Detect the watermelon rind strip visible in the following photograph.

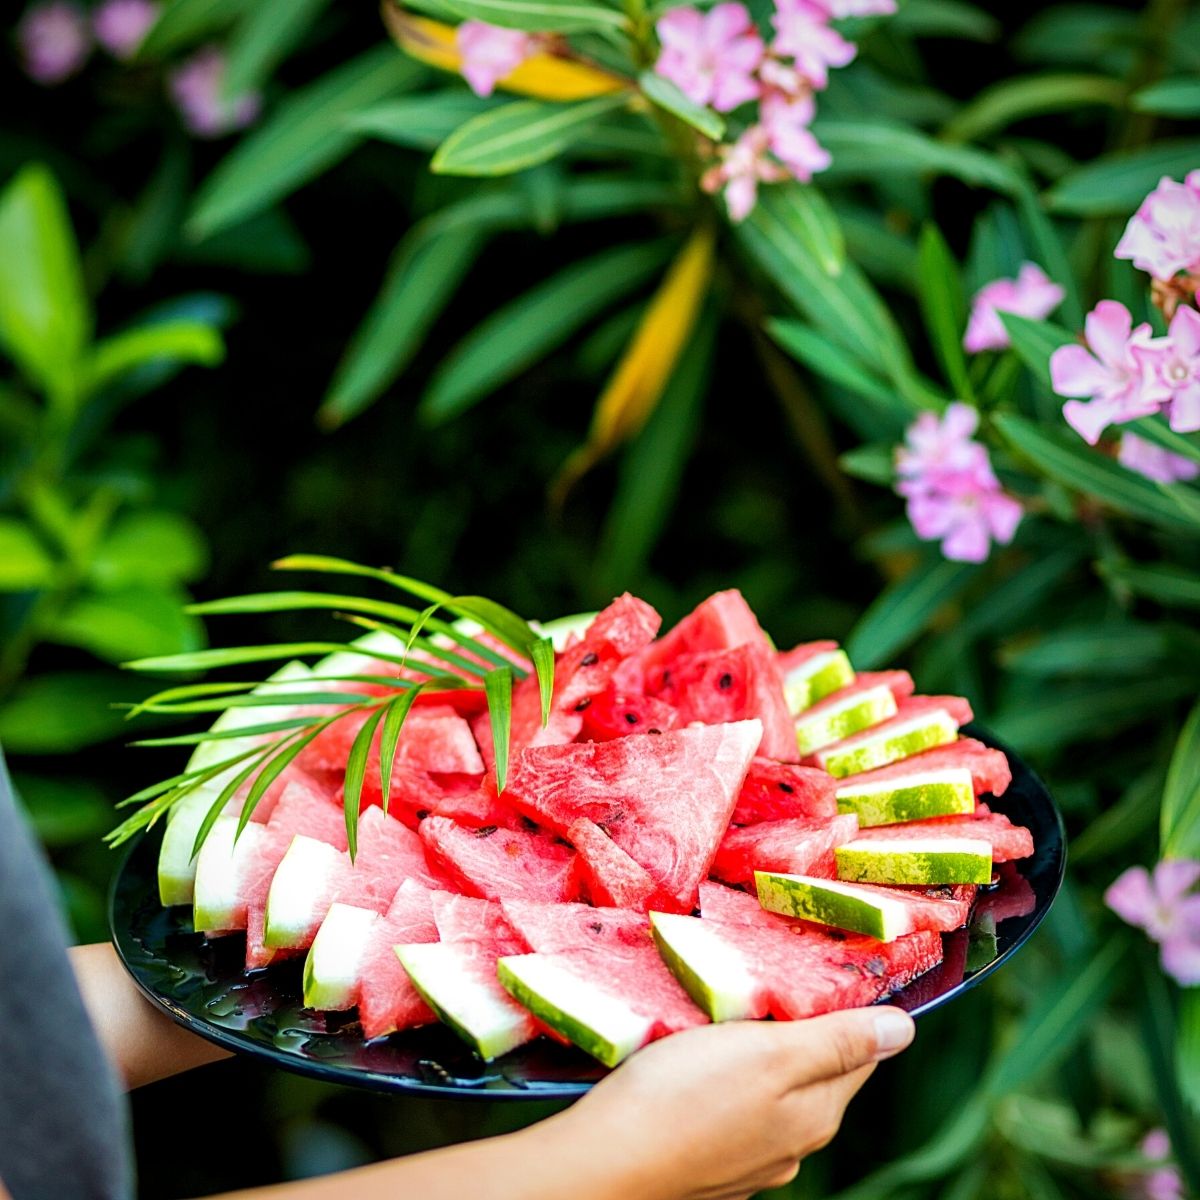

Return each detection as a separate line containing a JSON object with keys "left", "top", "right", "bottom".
{"left": 834, "top": 838, "right": 994, "bottom": 885}
{"left": 755, "top": 871, "right": 908, "bottom": 941}
{"left": 784, "top": 650, "right": 855, "bottom": 715}
{"left": 649, "top": 913, "right": 761, "bottom": 1023}
{"left": 835, "top": 768, "right": 975, "bottom": 826}
{"left": 794, "top": 685, "right": 897, "bottom": 755}
{"left": 818, "top": 710, "right": 959, "bottom": 778}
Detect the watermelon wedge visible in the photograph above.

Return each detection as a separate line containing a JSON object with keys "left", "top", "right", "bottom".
{"left": 357, "top": 882, "right": 440, "bottom": 1038}
{"left": 792, "top": 672, "right": 914, "bottom": 756}
{"left": 777, "top": 641, "right": 856, "bottom": 714}
{"left": 302, "top": 902, "right": 381, "bottom": 1012}
{"left": 565, "top": 818, "right": 678, "bottom": 912}
{"left": 639, "top": 589, "right": 773, "bottom": 686}
{"left": 836, "top": 737, "right": 1011, "bottom": 800}
{"left": 711, "top": 813, "right": 859, "bottom": 885}
{"left": 834, "top": 837, "right": 994, "bottom": 886}
{"left": 504, "top": 720, "right": 762, "bottom": 909}
{"left": 835, "top": 767, "right": 976, "bottom": 827}
{"left": 578, "top": 690, "right": 679, "bottom": 742}
{"left": 814, "top": 696, "right": 972, "bottom": 777}
{"left": 418, "top": 816, "right": 577, "bottom": 902}
{"left": 850, "top": 807, "right": 1034, "bottom": 862}
{"left": 499, "top": 898, "right": 650, "bottom": 952}
{"left": 730, "top": 758, "right": 838, "bottom": 825}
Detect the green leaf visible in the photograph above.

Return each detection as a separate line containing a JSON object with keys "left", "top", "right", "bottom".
{"left": 378, "top": 685, "right": 425, "bottom": 818}
{"left": 188, "top": 48, "right": 427, "bottom": 239}
{"left": 772, "top": 182, "right": 846, "bottom": 278}
{"left": 994, "top": 412, "right": 1200, "bottom": 533}
{"left": 917, "top": 224, "right": 972, "bottom": 401}
{"left": 838, "top": 443, "right": 895, "bottom": 486}
{"left": 846, "top": 558, "right": 978, "bottom": 669}
{"left": 530, "top": 637, "right": 555, "bottom": 727}
{"left": 766, "top": 319, "right": 901, "bottom": 416}
{"left": 1071, "top": 768, "right": 1163, "bottom": 864}
{"left": 999, "top": 620, "right": 1171, "bottom": 678}
{"left": 485, "top": 666, "right": 513, "bottom": 792}
{"left": 343, "top": 707, "right": 383, "bottom": 859}
{"left": 420, "top": 239, "right": 671, "bottom": 423}
{"left": 942, "top": 74, "right": 1126, "bottom": 143}
{"left": 348, "top": 92, "right": 502, "bottom": 150}
{"left": 193, "top": 750, "right": 272, "bottom": 856}
{"left": 1099, "top": 560, "right": 1200, "bottom": 609}
{"left": 223, "top": 0, "right": 332, "bottom": 97}
{"left": 1046, "top": 140, "right": 1200, "bottom": 216}
{"left": 999, "top": 313, "right": 1075, "bottom": 388}
{"left": 1132, "top": 76, "right": 1200, "bottom": 116}
{"left": 123, "top": 641, "right": 416, "bottom": 673}
{"left": 14, "top": 774, "right": 114, "bottom": 847}
{"left": 0, "top": 518, "right": 56, "bottom": 591}
{"left": 138, "top": 0, "right": 249, "bottom": 57}
{"left": 440, "top": 0, "right": 627, "bottom": 32}
{"left": 131, "top": 717, "right": 320, "bottom": 747}
{"left": 1178, "top": 989, "right": 1200, "bottom": 1115}
{"left": 888, "top": 0, "right": 998, "bottom": 41}
{"left": 0, "top": 164, "right": 90, "bottom": 408}
{"left": 1161, "top": 696, "right": 1200, "bottom": 860}
{"left": 89, "top": 510, "right": 209, "bottom": 590}
{"left": 44, "top": 586, "right": 206, "bottom": 664}
{"left": 432, "top": 94, "right": 629, "bottom": 176}
{"left": 637, "top": 70, "right": 724, "bottom": 140}
{"left": 0, "top": 672, "right": 150, "bottom": 754}
{"left": 85, "top": 320, "right": 224, "bottom": 395}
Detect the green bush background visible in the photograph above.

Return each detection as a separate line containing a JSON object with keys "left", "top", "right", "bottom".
{"left": 2, "top": 0, "right": 1199, "bottom": 1195}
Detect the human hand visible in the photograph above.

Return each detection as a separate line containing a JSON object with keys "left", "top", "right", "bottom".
{"left": 542, "top": 1007, "right": 915, "bottom": 1200}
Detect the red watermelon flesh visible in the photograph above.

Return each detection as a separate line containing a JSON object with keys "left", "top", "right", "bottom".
{"left": 639, "top": 590, "right": 771, "bottom": 684}
{"left": 809, "top": 695, "right": 975, "bottom": 769}
{"left": 731, "top": 758, "right": 838, "bottom": 825}
{"left": 500, "top": 899, "right": 649, "bottom": 953}
{"left": 430, "top": 892, "right": 525, "bottom": 950}
{"left": 428, "top": 776, "right": 526, "bottom": 830}
{"left": 229, "top": 763, "right": 323, "bottom": 826}
{"left": 776, "top": 640, "right": 839, "bottom": 674}
{"left": 698, "top": 880, "right": 769, "bottom": 925}
{"left": 579, "top": 690, "right": 679, "bottom": 742}
{"left": 358, "top": 882, "right": 440, "bottom": 1039}
{"left": 504, "top": 720, "right": 762, "bottom": 909}
{"left": 836, "top": 737, "right": 1011, "bottom": 798}
{"left": 851, "top": 808, "right": 1033, "bottom": 862}
{"left": 711, "top": 813, "right": 859, "bottom": 885}
{"left": 566, "top": 818, "right": 680, "bottom": 913}
{"left": 419, "top": 817, "right": 577, "bottom": 903}
{"left": 647, "top": 643, "right": 798, "bottom": 763}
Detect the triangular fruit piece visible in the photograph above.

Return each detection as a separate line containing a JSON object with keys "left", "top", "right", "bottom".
{"left": 834, "top": 837, "right": 994, "bottom": 886}
{"left": 850, "top": 809, "right": 1033, "bottom": 862}
{"left": 711, "top": 814, "right": 859, "bottom": 885}
{"left": 777, "top": 641, "right": 855, "bottom": 714}
{"left": 431, "top": 892, "right": 524, "bottom": 948}
{"left": 357, "top": 882, "right": 441, "bottom": 1038}
{"left": 792, "top": 672, "right": 913, "bottom": 756}
{"left": 418, "top": 816, "right": 577, "bottom": 902}
{"left": 579, "top": 690, "right": 679, "bottom": 742}
{"left": 566, "top": 818, "right": 680, "bottom": 913}
{"left": 813, "top": 696, "right": 972, "bottom": 778}
{"left": 835, "top": 737, "right": 1010, "bottom": 800}
{"left": 638, "top": 589, "right": 772, "bottom": 687}
{"left": 355, "top": 765, "right": 486, "bottom": 829}
{"left": 731, "top": 758, "right": 838, "bottom": 825}
{"left": 499, "top": 899, "right": 649, "bottom": 953}
{"left": 427, "top": 776, "right": 525, "bottom": 830}
{"left": 505, "top": 720, "right": 762, "bottom": 909}
{"left": 647, "top": 643, "right": 798, "bottom": 763}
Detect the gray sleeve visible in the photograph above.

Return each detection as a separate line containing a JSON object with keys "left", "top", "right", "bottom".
{"left": 0, "top": 746, "right": 134, "bottom": 1200}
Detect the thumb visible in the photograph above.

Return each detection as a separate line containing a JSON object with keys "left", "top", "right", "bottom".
{"left": 778, "top": 1006, "right": 915, "bottom": 1088}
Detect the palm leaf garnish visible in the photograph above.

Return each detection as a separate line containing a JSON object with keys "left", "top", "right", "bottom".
{"left": 106, "top": 558, "right": 555, "bottom": 862}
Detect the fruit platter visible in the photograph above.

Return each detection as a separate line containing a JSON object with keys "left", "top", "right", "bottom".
{"left": 110, "top": 585, "right": 1065, "bottom": 1098}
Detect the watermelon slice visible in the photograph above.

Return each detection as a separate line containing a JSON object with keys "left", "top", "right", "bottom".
{"left": 504, "top": 721, "right": 762, "bottom": 909}
{"left": 837, "top": 737, "right": 1011, "bottom": 799}
{"left": 499, "top": 898, "right": 650, "bottom": 952}
{"left": 430, "top": 892, "right": 522, "bottom": 945}
{"left": 777, "top": 641, "right": 856, "bottom": 714}
{"left": 639, "top": 589, "right": 773, "bottom": 686}
{"left": 711, "top": 813, "right": 859, "bottom": 885}
{"left": 850, "top": 807, "right": 1033, "bottom": 861}
{"left": 302, "top": 902, "right": 381, "bottom": 1012}
{"left": 793, "top": 672, "right": 914, "bottom": 756}
{"left": 426, "top": 776, "right": 525, "bottom": 830}
{"left": 647, "top": 643, "right": 798, "bottom": 764}
{"left": 730, "top": 758, "right": 838, "bottom": 825}
{"left": 834, "top": 837, "right": 994, "bottom": 886}
{"left": 835, "top": 767, "right": 976, "bottom": 827}
{"left": 418, "top": 816, "right": 577, "bottom": 902}
{"left": 814, "top": 696, "right": 972, "bottom": 778}
{"left": 565, "top": 818, "right": 678, "bottom": 913}
{"left": 578, "top": 689, "right": 679, "bottom": 742}
{"left": 357, "top": 882, "right": 441, "bottom": 1038}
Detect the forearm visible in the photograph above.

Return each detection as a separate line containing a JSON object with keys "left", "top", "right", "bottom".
{"left": 69, "top": 942, "right": 231, "bottom": 1089}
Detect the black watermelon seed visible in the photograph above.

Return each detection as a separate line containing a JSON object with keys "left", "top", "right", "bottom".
{"left": 779, "top": 782, "right": 795, "bottom": 794}
{"left": 474, "top": 825, "right": 498, "bottom": 837}
{"left": 718, "top": 673, "right": 734, "bottom": 690}
{"left": 581, "top": 651, "right": 599, "bottom": 666}
{"left": 624, "top": 711, "right": 639, "bottom": 724}
{"left": 574, "top": 698, "right": 592, "bottom": 712}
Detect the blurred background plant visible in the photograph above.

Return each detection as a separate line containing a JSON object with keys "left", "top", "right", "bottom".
{"left": 3, "top": 0, "right": 1200, "bottom": 1195}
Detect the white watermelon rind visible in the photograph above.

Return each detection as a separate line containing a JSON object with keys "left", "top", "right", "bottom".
{"left": 302, "top": 903, "right": 380, "bottom": 1011}
{"left": 648, "top": 912, "right": 761, "bottom": 1023}
{"left": 191, "top": 818, "right": 266, "bottom": 933}
{"left": 783, "top": 650, "right": 855, "bottom": 715}
{"left": 263, "top": 835, "right": 344, "bottom": 949}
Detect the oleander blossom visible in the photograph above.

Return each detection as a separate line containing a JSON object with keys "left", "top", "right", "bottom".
{"left": 93, "top": 0, "right": 158, "bottom": 59}
{"left": 1115, "top": 172, "right": 1200, "bottom": 282}
{"left": 16, "top": 1, "right": 91, "bottom": 84}
{"left": 963, "top": 263, "right": 1065, "bottom": 354}
{"left": 1050, "top": 301, "right": 1166, "bottom": 444}
{"left": 759, "top": 91, "right": 830, "bottom": 180}
{"left": 816, "top": 0, "right": 896, "bottom": 14}
{"left": 654, "top": 4, "right": 764, "bottom": 112}
{"left": 1125, "top": 1131, "right": 1186, "bottom": 1200}
{"left": 455, "top": 22, "right": 537, "bottom": 98}
{"left": 770, "top": 0, "right": 855, "bottom": 89}
{"left": 1136, "top": 304, "right": 1200, "bottom": 433}
{"left": 169, "top": 47, "right": 260, "bottom": 138}
{"left": 700, "top": 126, "right": 787, "bottom": 222}
{"left": 895, "top": 403, "right": 1022, "bottom": 563}
{"left": 1118, "top": 434, "right": 1200, "bottom": 484}
{"left": 1105, "top": 860, "right": 1200, "bottom": 986}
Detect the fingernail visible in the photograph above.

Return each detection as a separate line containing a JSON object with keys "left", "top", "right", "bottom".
{"left": 873, "top": 1010, "right": 915, "bottom": 1059}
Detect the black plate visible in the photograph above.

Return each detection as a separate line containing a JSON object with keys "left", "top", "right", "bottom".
{"left": 109, "top": 725, "right": 1065, "bottom": 1100}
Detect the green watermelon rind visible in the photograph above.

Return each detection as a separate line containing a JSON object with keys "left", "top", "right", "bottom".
{"left": 755, "top": 871, "right": 909, "bottom": 941}
{"left": 496, "top": 955, "right": 653, "bottom": 1068}
{"left": 794, "top": 685, "right": 897, "bottom": 756}
{"left": 649, "top": 912, "right": 759, "bottom": 1023}
{"left": 784, "top": 650, "right": 856, "bottom": 715}
{"left": 834, "top": 837, "right": 994, "bottom": 886}
{"left": 818, "top": 709, "right": 959, "bottom": 778}
{"left": 835, "top": 768, "right": 975, "bottom": 827}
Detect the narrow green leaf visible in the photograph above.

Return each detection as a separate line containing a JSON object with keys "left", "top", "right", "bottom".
{"left": 888, "top": 0, "right": 998, "bottom": 41}
{"left": 189, "top": 48, "right": 426, "bottom": 239}
{"left": 637, "top": 70, "right": 724, "bottom": 139}
{"left": 942, "top": 74, "right": 1126, "bottom": 143}
{"left": 1099, "top": 560, "right": 1200, "bottom": 609}
{"left": 138, "top": 0, "right": 248, "bottom": 57}
{"left": 124, "top": 641, "right": 392, "bottom": 672}
{"left": 766, "top": 320, "right": 900, "bottom": 413}
{"left": 838, "top": 443, "right": 895, "bottom": 486}
{"left": 917, "top": 224, "right": 973, "bottom": 401}
{"left": 192, "top": 750, "right": 271, "bottom": 859}
{"left": 771, "top": 182, "right": 846, "bottom": 278}
{"left": 1132, "top": 77, "right": 1200, "bottom": 116}
{"left": 1178, "top": 989, "right": 1200, "bottom": 1115}
{"left": 485, "top": 666, "right": 513, "bottom": 792}
{"left": 0, "top": 518, "right": 56, "bottom": 591}
{"left": 130, "top": 717, "right": 320, "bottom": 747}
{"left": 446, "top": 596, "right": 541, "bottom": 657}
{"left": 348, "top": 92, "right": 501, "bottom": 149}
{"left": 420, "top": 239, "right": 670, "bottom": 423}
{"left": 130, "top": 690, "right": 375, "bottom": 715}
{"left": 999, "top": 621, "right": 1170, "bottom": 678}
{"left": 1046, "top": 140, "right": 1200, "bottom": 216}
{"left": 531, "top": 638, "right": 555, "bottom": 727}
{"left": 223, "top": 0, "right": 332, "bottom": 97}
{"left": 378, "top": 685, "right": 425, "bottom": 818}
{"left": 431, "top": 94, "right": 629, "bottom": 177}
{"left": 1162, "top": 696, "right": 1200, "bottom": 860}
{"left": 1071, "top": 768, "right": 1163, "bottom": 864}
{"left": 999, "top": 313, "right": 1075, "bottom": 388}
{"left": 440, "top": 0, "right": 627, "bottom": 32}
{"left": 343, "top": 707, "right": 383, "bottom": 859}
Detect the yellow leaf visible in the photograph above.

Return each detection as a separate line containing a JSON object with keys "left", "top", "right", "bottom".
{"left": 551, "top": 225, "right": 716, "bottom": 506}
{"left": 382, "top": 7, "right": 626, "bottom": 101}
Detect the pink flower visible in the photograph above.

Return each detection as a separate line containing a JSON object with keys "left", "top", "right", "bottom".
{"left": 168, "top": 46, "right": 261, "bottom": 138}
{"left": 759, "top": 91, "right": 830, "bottom": 180}
{"left": 1136, "top": 304, "right": 1200, "bottom": 434}
{"left": 963, "top": 262, "right": 1065, "bottom": 353}
{"left": 1130, "top": 1131, "right": 1186, "bottom": 1200}
{"left": 455, "top": 21, "right": 535, "bottom": 98}
{"left": 1118, "top": 433, "right": 1200, "bottom": 484}
{"left": 817, "top": 0, "right": 896, "bottom": 14}
{"left": 1106, "top": 860, "right": 1200, "bottom": 986}
{"left": 1050, "top": 301, "right": 1167, "bottom": 444}
{"left": 16, "top": 2, "right": 91, "bottom": 83}
{"left": 770, "top": 0, "right": 855, "bottom": 90}
{"left": 655, "top": 3, "right": 764, "bottom": 112}
{"left": 701, "top": 125, "right": 786, "bottom": 221}
{"left": 93, "top": 0, "right": 158, "bottom": 60}
{"left": 1115, "top": 173, "right": 1200, "bottom": 282}
{"left": 895, "top": 404, "right": 1022, "bottom": 563}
